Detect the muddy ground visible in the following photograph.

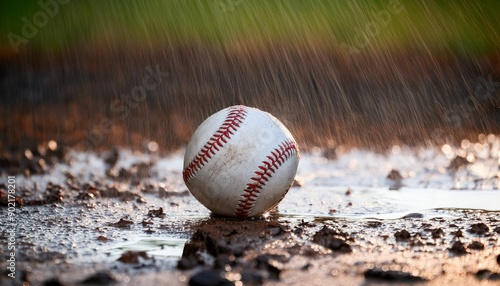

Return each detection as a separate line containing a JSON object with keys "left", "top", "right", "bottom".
{"left": 1, "top": 43, "right": 500, "bottom": 285}
{"left": 1, "top": 139, "right": 499, "bottom": 285}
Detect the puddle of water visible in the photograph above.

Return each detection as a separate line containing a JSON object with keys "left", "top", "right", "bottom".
{"left": 109, "top": 237, "right": 187, "bottom": 259}
{"left": 279, "top": 186, "right": 500, "bottom": 220}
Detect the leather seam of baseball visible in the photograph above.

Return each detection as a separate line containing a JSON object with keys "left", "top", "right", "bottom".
{"left": 234, "top": 139, "right": 298, "bottom": 218}
{"left": 182, "top": 105, "right": 248, "bottom": 182}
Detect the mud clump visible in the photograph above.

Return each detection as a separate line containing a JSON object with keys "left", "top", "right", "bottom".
{"left": 475, "top": 269, "right": 500, "bottom": 281}
{"left": 312, "top": 226, "right": 353, "bottom": 253}
{"left": 147, "top": 207, "right": 165, "bottom": 218}
{"left": 468, "top": 223, "right": 490, "bottom": 235}
{"left": 449, "top": 240, "right": 468, "bottom": 255}
{"left": 394, "top": 229, "right": 411, "bottom": 241}
{"left": 118, "top": 251, "right": 149, "bottom": 264}
{"left": 364, "top": 268, "right": 427, "bottom": 282}
{"left": 425, "top": 228, "right": 444, "bottom": 239}
{"left": 81, "top": 271, "right": 117, "bottom": 284}
{"left": 189, "top": 269, "right": 234, "bottom": 286}
{"left": 108, "top": 218, "right": 134, "bottom": 228}
{"left": 448, "top": 156, "right": 469, "bottom": 171}
{"left": 177, "top": 218, "right": 302, "bottom": 283}
{"left": 468, "top": 241, "right": 485, "bottom": 250}
{"left": 0, "top": 141, "right": 67, "bottom": 175}
{"left": 387, "top": 169, "right": 403, "bottom": 190}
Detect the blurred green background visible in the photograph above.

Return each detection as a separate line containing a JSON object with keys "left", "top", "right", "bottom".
{"left": 1, "top": 0, "right": 499, "bottom": 54}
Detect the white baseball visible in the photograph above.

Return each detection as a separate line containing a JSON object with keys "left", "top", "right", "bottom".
{"left": 183, "top": 105, "right": 300, "bottom": 218}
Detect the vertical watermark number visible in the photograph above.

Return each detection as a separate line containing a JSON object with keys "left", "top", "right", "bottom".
{"left": 6, "top": 176, "right": 17, "bottom": 279}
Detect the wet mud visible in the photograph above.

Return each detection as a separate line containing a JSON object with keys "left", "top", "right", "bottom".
{"left": 1, "top": 141, "right": 499, "bottom": 285}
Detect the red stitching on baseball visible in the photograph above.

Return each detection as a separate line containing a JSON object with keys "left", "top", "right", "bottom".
{"left": 234, "top": 139, "right": 298, "bottom": 218}
{"left": 183, "top": 106, "right": 248, "bottom": 182}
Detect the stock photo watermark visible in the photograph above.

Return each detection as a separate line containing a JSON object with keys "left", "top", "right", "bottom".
{"left": 7, "top": 0, "right": 71, "bottom": 52}
{"left": 340, "top": 0, "right": 405, "bottom": 59}
{"left": 431, "top": 75, "right": 500, "bottom": 143}
{"left": 215, "top": 0, "right": 245, "bottom": 23}
{"left": 80, "top": 65, "right": 168, "bottom": 150}
{"left": 5, "top": 176, "right": 17, "bottom": 279}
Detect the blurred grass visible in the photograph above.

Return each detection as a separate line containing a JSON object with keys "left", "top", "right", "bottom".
{"left": 1, "top": 0, "right": 499, "bottom": 54}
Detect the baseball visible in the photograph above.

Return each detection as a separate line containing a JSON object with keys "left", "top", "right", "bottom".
{"left": 183, "top": 105, "right": 300, "bottom": 218}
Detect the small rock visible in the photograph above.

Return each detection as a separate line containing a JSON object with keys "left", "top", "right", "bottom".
{"left": 301, "top": 262, "right": 312, "bottom": 271}
{"left": 117, "top": 251, "right": 149, "bottom": 264}
{"left": 147, "top": 207, "right": 165, "bottom": 218}
{"left": 255, "top": 255, "right": 282, "bottom": 281}
{"left": 387, "top": 169, "right": 403, "bottom": 190}
{"left": 189, "top": 269, "right": 234, "bottom": 286}
{"left": 364, "top": 268, "right": 426, "bottom": 282}
{"left": 449, "top": 240, "right": 467, "bottom": 255}
{"left": 475, "top": 269, "right": 500, "bottom": 280}
{"left": 81, "top": 271, "right": 116, "bottom": 284}
{"left": 426, "top": 228, "right": 444, "bottom": 238}
{"left": 468, "top": 241, "right": 485, "bottom": 250}
{"left": 402, "top": 213, "right": 424, "bottom": 219}
{"left": 108, "top": 218, "right": 134, "bottom": 228}
{"left": 97, "top": 235, "right": 110, "bottom": 241}
{"left": 291, "top": 179, "right": 302, "bottom": 187}
{"left": 468, "top": 223, "right": 489, "bottom": 235}
{"left": 394, "top": 230, "right": 411, "bottom": 241}
{"left": 103, "top": 148, "right": 119, "bottom": 168}
{"left": 313, "top": 226, "right": 352, "bottom": 253}
{"left": 451, "top": 229, "right": 463, "bottom": 237}
{"left": 448, "top": 156, "right": 469, "bottom": 171}
{"left": 366, "top": 221, "right": 382, "bottom": 228}
{"left": 241, "top": 270, "right": 264, "bottom": 285}
{"left": 387, "top": 169, "right": 403, "bottom": 180}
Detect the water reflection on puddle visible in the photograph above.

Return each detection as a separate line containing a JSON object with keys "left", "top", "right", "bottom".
{"left": 110, "top": 237, "right": 187, "bottom": 259}
{"left": 279, "top": 186, "right": 500, "bottom": 220}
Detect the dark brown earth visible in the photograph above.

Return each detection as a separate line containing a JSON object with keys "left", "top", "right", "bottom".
{"left": 1, "top": 44, "right": 499, "bottom": 152}
{"left": 1, "top": 146, "right": 499, "bottom": 286}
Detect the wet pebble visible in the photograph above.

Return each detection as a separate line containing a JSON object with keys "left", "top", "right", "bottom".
{"left": 189, "top": 269, "right": 234, "bottom": 286}
{"left": 364, "top": 268, "right": 426, "bottom": 282}
{"left": 468, "top": 223, "right": 489, "bottom": 235}
{"left": 255, "top": 255, "right": 281, "bottom": 281}
{"left": 475, "top": 269, "right": 500, "bottom": 281}
{"left": 394, "top": 229, "right": 411, "bottom": 241}
{"left": 241, "top": 270, "right": 264, "bottom": 285}
{"left": 108, "top": 218, "right": 134, "bottom": 228}
{"left": 448, "top": 156, "right": 469, "bottom": 171}
{"left": 118, "top": 251, "right": 149, "bottom": 264}
{"left": 449, "top": 240, "right": 467, "bottom": 255}
{"left": 425, "top": 228, "right": 444, "bottom": 238}
{"left": 468, "top": 241, "right": 485, "bottom": 250}
{"left": 81, "top": 271, "right": 116, "bottom": 284}
{"left": 387, "top": 169, "right": 403, "bottom": 190}
{"left": 451, "top": 229, "right": 463, "bottom": 237}
{"left": 147, "top": 207, "right": 165, "bottom": 218}
{"left": 97, "top": 235, "right": 111, "bottom": 241}
{"left": 402, "top": 213, "right": 424, "bottom": 219}
{"left": 312, "top": 226, "right": 352, "bottom": 253}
